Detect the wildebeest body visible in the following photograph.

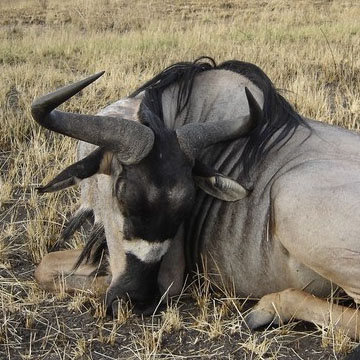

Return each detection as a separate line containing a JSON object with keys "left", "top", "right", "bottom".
{"left": 32, "top": 58, "right": 360, "bottom": 339}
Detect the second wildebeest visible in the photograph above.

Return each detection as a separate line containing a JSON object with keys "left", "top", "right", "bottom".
{"left": 33, "top": 58, "right": 360, "bottom": 339}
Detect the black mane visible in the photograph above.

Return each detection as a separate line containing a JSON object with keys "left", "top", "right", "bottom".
{"left": 217, "top": 60, "right": 309, "bottom": 176}
{"left": 131, "top": 56, "right": 216, "bottom": 121}
{"left": 130, "top": 57, "right": 309, "bottom": 177}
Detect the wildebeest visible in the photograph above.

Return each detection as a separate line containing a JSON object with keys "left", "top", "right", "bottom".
{"left": 32, "top": 57, "right": 360, "bottom": 340}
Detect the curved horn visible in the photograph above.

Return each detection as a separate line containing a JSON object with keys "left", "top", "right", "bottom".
{"left": 31, "top": 72, "right": 154, "bottom": 164}
{"left": 176, "top": 87, "right": 262, "bottom": 160}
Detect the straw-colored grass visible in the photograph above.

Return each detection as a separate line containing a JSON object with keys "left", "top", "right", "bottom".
{"left": 1, "top": 0, "right": 359, "bottom": 358}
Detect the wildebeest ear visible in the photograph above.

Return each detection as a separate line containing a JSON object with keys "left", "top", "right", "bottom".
{"left": 37, "top": 147, "right": 112, "bottom": 193}
{"left": 193, "top": 160, "right": 249, "bottom": 201}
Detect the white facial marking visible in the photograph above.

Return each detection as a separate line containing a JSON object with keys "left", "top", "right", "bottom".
{"left": 123, "top": 239, "right": 170, "bottom": 263}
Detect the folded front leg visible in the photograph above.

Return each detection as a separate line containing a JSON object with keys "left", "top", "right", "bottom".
{"left": 35, "top": 249, "right": 110, "bottom": 294}
{"left": 246, "top": 288, "right": 360, "bottom": 340}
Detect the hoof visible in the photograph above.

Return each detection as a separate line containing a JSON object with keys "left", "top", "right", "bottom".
{"left": 245, "top": 307, "right": 279, "bottom": 330}
{"left": 245, "top": 292, "right": 285, "bottom": 330}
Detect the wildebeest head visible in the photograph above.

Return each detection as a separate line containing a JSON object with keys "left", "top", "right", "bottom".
{"left": 31, "top": 71, "right": 262, "bottom": 315}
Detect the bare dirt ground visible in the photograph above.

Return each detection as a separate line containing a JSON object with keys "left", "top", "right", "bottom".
{"left": 1, "top": 0, "right": 359, "bottom": 359}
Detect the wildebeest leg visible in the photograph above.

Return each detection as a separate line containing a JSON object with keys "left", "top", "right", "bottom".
{"left": 266, "top": 163, "right": 360, "bottom": 339}
{"left": 35, "top": 249, "right": 110, "bottom": 294}
{"left": 246, "top": 288, "right": 360, "bottom": 339}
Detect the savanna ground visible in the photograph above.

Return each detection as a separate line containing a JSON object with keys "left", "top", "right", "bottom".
{"left": 0, "top": 0, "right": 360, "bottom": 358}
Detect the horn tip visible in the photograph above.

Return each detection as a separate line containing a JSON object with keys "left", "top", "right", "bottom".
{"left": 244, "top": 87, "right": 261, "bottom": 109}
{"left": 244, "top": 87, "right": 254, "bottom": 100}
{"left": 79, "top": 71, "right": 106, "bottom": 88}
{"left": 94, "top": 71, "right": 106, "bottom": 78}
{"left": 86, "top": 71, "right": 105, "bottom": 84}
{"left": 91, "top": 70, "right": 105, "bottom": 82}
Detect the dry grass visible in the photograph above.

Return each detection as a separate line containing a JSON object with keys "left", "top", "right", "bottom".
{"left": 1, "top": 0, "right": 360, "bottom": 358}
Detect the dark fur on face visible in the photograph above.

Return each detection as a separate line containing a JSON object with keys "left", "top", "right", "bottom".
{"left": 115, "top": 106, "right": 196, "bottom": 242}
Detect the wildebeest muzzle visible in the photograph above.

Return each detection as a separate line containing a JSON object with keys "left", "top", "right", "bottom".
{"left": 106, "top": 245, "right": 168, "bottom": 316}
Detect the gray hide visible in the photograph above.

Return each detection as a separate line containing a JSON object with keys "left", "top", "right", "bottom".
{"left": 163, "top": 70, "right": 360, "bottom": 301}
{"left": 77, "top": 69, "right": 360, "bottom": 305}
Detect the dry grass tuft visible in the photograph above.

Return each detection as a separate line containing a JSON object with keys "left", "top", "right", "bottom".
{"left": 1, "top": 0, "right": 360, "bottom": 358}
{"left": 161, "top": 305, "right": 183, "bottom": 333}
